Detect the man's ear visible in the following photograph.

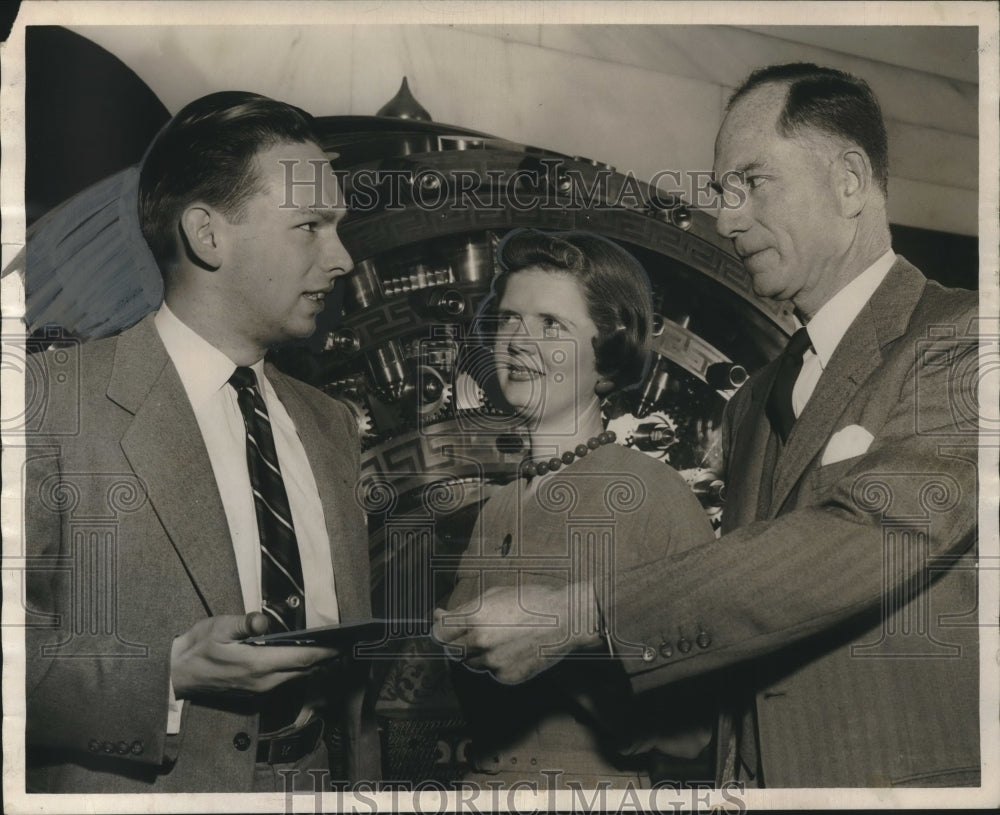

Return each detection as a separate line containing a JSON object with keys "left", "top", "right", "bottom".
{"left": 179, "top": 204, "right": 223, "bottom": 270}
{"left": 838, "top": 148, "right": 873, "bottom": 219}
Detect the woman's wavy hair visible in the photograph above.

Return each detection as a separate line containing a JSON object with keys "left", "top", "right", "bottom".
{"left": 483, "top": 228, "right": 653, "bottom": 391}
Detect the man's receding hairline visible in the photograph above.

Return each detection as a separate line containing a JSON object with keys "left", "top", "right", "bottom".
{"left": 726, "top": 80, "right": 858, "bottom": 159}
{"left": 722, "top": 80, "right": 785, "bottom": 131}
{"left": 727, "top": 77, "right": 789, "bottom": 112}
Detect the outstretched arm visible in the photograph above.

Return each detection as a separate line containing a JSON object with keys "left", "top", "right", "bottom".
{"left": 433, "top": 303, "right": 978, "bottom": 691}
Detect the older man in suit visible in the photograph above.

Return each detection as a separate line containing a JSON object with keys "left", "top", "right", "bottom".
{"left": 25, "top": 92, "right": 379, "bottom": 792}
{"left": 436, "top": 63, "right": 980, "bottom": 787}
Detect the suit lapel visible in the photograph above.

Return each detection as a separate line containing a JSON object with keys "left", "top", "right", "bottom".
{"left": 112, "top": 316, "right": 244, "bottom": 616}
{"left": 768, "top": 258, "right": 927, "bottom": 516}
{"left": 266, "top": 367, "right": 366, "bottom": 621}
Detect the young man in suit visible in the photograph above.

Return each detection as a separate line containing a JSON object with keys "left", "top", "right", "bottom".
{"left": 436, "top": 64, "right": 980, "bottom": 787}
{"left": 25, "top": 92, "right": 379, "bottom": 792}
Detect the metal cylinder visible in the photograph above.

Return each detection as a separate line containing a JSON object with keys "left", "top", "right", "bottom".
{"left": 633, "top": 422, "right": 675, "bottom": 451}
{"left": 323, "top": 329, "right": 360, "bottom": 355}
{"left": 424, "top": 288, "right": 466, "bottom": 319}
{"left": 347, "top": 258, "right": 383, "bottom": 310}
{"left": 636, "top": 354, "right": 670, "bottom": 418}
{"left": 366, "top": 340, "right": 408, "bottom": 401}
{"left": 448, "top": 236, "right": 493, "bottom": 284}
{"left": 692, "top": 477, "right": 727, "bottom": 506}
{"left": 705, "top": 361, "right": 749, "bottom": 390}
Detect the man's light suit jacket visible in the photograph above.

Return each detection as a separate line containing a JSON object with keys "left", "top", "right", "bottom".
{"left": 25, "top": 314, "right": 379, "bottom": 791}
{"left": 613, "top": 258, "right": 979, "bottom": 787}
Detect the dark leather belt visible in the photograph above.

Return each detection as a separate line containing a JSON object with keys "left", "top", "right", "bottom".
{"left": 256, "top": 717, "right": 324, "bottom": 765}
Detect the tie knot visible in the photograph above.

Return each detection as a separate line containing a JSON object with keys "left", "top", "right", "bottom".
{"left": 786, "top": 327, "right": 812, "bottom": 360}
{"left": 229, "top": 366, "right": 257, "bottom": 391}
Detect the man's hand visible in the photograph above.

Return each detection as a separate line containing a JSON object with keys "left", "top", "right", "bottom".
{"left": 170, "top": 612, "right": 341, "bottom": 699}
{"left": 432, "top": 583, "right": 602, "bottom": 685}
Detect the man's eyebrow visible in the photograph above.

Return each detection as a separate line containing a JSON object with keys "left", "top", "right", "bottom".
{"left": 708, "top": 159, "right": 765, "bottom": 195}
{"left": 709, "top": 159, "right": 766, "bottom": 194}
{"left": 292, "top": 206, "right": 343, "bottom": 222}
{"left": 734, "top": 159, "right": 765, "bottom": 176}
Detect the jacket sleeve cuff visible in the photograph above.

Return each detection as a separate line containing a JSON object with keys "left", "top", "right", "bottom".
{"left": 167, "top": 679, "right": 184, "bottom": 735}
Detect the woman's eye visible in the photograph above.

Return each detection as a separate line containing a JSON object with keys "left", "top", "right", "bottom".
{"left": 541, "top": 316, "right": 562, "bottom": 333}
{"left": 298, "top": 222, "right": 319, "bottom": 233}
{"left": 746, "top": 176, "right": 764, "bottom": 191}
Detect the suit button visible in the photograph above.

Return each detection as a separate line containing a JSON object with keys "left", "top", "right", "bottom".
{"left": 116, "top": 741, "right": 129, "bottom": 755}
{"left": 130, "top": 740, "right": 144, "bottom": 755}
{"left": 641, "top": 646, "right": 656, "bottom": 662}
{"left": 102, "top": 741, "right": 115, "bottom": 753}
{"left": 287, "top": 594, "right": 301, "bottom": 609}
{"left": 233, "top": 732, "right": 251, "bottom": 751}
{"left": 677, "top": 637, "right": 692, "bottom": 654}
{"left": 88, "top": 739, "right": 100, "bottom": 753}
{"left": 659, "top": 642, "right": 673, "bottom": 658}
{"left": 696, "top": 631, "right": 711, "bottom": 649}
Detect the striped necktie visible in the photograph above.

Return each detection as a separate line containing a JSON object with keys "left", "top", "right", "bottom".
{"left": 229, "top": 366, "right": 306, "bottom": 632}
{"left": 765, "top": 327, "right": 812, "bottom": 444}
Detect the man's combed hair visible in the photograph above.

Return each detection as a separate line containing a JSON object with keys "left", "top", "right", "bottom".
{"left": 490, "top": 228, "right": 653, "bottom": 391}
{"left": 729, "top": 62, "right": 889, "bottom": 196}
{"left": 138, "top": 91, "right": 320, "bottom": 268}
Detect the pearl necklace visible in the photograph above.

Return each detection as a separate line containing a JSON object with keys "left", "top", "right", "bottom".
{"left": 518, "top": 430, "right": 617, "bottom": 479}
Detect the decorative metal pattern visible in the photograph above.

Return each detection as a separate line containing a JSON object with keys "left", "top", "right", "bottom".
{"left": 269, "top": 93, "right": 796, "bottom": 778}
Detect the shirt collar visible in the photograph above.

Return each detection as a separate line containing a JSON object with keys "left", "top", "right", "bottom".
{"left": 802, "top": 249, "right": 896, "bottom": 368}
{"left": 154, "top": 303, "right": 266, "bottom": 408}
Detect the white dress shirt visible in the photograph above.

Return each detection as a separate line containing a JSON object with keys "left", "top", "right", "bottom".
{"left": 155, "top": 304, "right": 339, "bottom": 730}
{"left": 792, "top": 250, "right": 896, "bottom": 416}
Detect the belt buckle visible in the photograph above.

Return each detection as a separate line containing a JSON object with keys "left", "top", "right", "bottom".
{"left": 257, "top": 718, "right": 323, "bottom": 765}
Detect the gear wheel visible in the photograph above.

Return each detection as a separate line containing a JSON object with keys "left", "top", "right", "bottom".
{"left": 605, "top": 413, "right": 643, "bottom": 447}
{"left": 413, "top": 365, "right": 456, "bottom": 426}
{"left": 419, "top": 382, "right": 454, "bottom": 424}
{"left": 473, "top": 388, "right": 510, "bottom": 417}
{"left": 453, "top": 370, "right": 486, "bottom": 412}
{"left": 341, "top": 396, "right": 374, "bottom": 442}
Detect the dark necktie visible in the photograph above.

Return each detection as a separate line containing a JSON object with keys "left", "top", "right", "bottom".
{"left": 765, "top": 327, "right": 812, "bottom": 444}
{"left": 229, "top": 366, "right": 306, "bottom": 632}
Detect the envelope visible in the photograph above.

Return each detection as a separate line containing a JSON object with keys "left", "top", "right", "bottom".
{"left": 821, "top": 424, "right": 874, "bottom": 466}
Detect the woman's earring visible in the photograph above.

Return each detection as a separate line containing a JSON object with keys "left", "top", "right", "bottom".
{"left": 594, "top": 378, "right": 616, "bottom": 397}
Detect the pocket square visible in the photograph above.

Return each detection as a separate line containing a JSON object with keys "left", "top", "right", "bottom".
{"left": 821, "top": 424, "right": 874, "bottom": 466}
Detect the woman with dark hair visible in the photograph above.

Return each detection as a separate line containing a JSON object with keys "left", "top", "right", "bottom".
{"left": 443, "top": 229, "right": 715, "bottom": 788}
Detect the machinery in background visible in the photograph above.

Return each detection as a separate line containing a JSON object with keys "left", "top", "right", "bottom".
{"left": 267, "top": 81, "right": 796, "bottom": 781}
